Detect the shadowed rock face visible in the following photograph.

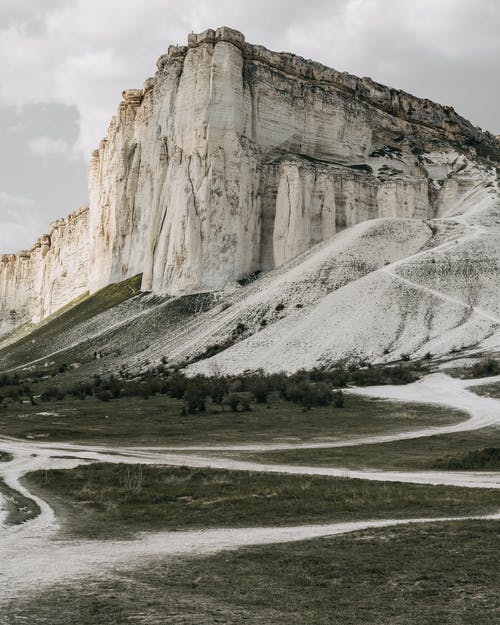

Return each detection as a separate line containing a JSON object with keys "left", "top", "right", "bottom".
{"left": 1, "top": 26, "right": 500, "bottom": 337}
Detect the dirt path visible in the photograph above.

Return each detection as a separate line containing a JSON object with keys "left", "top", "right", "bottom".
{"left": 4, "top": 513, "right": 500, "bottom": 604}
{"left": 1, "top": 370, "right": 500, "bottom": 602}
{"left": 381, "top": 213, "right": 500, "bottom": 328}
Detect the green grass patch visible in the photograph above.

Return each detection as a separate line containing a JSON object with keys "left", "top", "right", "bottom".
{"left": 0, "top": 274, "right": 142, "bottom": 369}
{"left": 0, "top": 478, "right": 40, "bottom": 525}
{"left": 0, "top": 395, "right": 465, "bottom": 446}
{"left": 471, "top": 381, "right": 500, "bottom": 399}
{"left": 432, "top": 448, "right": 500, "bottom": 470}
{"left": 25, "top": 463, "right": 500, "bottom": 539}
{"left": 6, "top": 520, "right": 500, "bottom": 624}
{"left": 246, "top": 426, "right": 500, "bottom": 471}
{"left": 443, "top": 356, "right": 500, "bottom": 380}
{"left": 468, "top": 357, "right": 500, "bottom": 378}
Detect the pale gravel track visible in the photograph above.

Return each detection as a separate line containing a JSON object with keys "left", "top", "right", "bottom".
{"left": 381, "top": 212, "right": 500, "bottom": 329}
{"left": 3, "top": 173, "right": 500, "bottom": 606}
{"left": 2, "top": 371, "right": 500, "bottom": 601}
{"left": 4, "top": 514, "right": 500, "bottom": 605}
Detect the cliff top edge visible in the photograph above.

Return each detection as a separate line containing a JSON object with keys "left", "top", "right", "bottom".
{"left": 141, "top": 26, "right": 500, "bottom": 153}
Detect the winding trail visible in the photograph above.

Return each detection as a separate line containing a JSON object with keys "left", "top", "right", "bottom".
{"left": 3, "top": 200, "right": 500, "bottom": 604}
{"left": 1, "top": 371, "right": 500, "bottom": 602}
{"left": 381, "top": 211, "right": 500, "bottom": 329}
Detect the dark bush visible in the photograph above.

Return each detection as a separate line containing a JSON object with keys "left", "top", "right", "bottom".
{"left": 183, "top": 382, "right": 208, "bottom": 413}
{"left": 227, "top": 393, "right": 241, "bottom": 412}
{"left": 248, "top": 379, "right": 270, "bottom": 403}
{"left": 470, "top": 358, "right": 500, "bottom": 378}
{"left": 285, "top": 381, "right": 333, "bottom": 409}
{"left": 334, "top": 390, "right": 344, "bottom": 408}
{"left": 41, "top": 386, "right": 65, "bottom": 401}
{"left": 433, "top": 448, "right": 500, "bottom": 470}
{"left": 96, "top": 389, "right": 113, "bottom": 402}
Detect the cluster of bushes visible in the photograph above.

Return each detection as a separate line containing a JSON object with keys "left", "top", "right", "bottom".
{"left": 348, "top": 363, "right": 420, "bottom": 385}
{"left": 0, "top": 368, "right": 69, "bottom": 406}
{"left": 26, "top": 369, "right": 348, "bottom": 414}
{"left": 178, "top": 374, "right": 345, "bottom": 413}
{"left": 0, "top": 373, "right": 33, "bottom": 404}
{"left": 40, "top": 386, "right": 66, "bottom": 401}
{"left": 0, "top": 373, "right": 22, "bottom": 388}
{"left": 469, "top": 357, "right": 500, "bottom": 379}
{"left": 0, "top": 387, "right": 33, "bottom": 404}
{"left": 51, "top": 362, "right": 416, "bottom": 413}
{"left": 0, "top": 357, "right": 424, "bottom": 412}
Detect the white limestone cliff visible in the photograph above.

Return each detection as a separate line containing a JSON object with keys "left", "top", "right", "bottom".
{"left": 87, "top": 26, "right": 499, "bottom": 297}
{"left": 1, "top": 26, "right": 500, "bottom": 339}
{"left": 0, "top": 207, "right": 89, "bottom": 336}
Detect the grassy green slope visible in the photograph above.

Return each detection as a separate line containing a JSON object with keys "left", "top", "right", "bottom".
{"left": 0, "top": 394, "right": 464, "bottom": 446}
{"left": 25, "top": 463, "right": 500, "bottom": 539}
{"left": 5, "top": 519, "right": 500, "bottom": 624}
{"left": 248, "top": 425, "right": 500, "bottom": 471}
{"left": 0, "top": 275, "right": 142, "bottom": 370}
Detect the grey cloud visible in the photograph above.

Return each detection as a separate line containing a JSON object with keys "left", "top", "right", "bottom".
{"left": 0, "top": 0, "right": 499, "bottom": 252}
{"left": 0, "top": 103, "right": 87, "bottom": 252}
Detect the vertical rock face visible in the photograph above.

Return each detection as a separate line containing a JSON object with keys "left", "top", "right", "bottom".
{"left": 273, "top": 160, "right": 337, "bottom": 266}
{"left": 2, "top": 26, "right": 500, "bottom": 335}
{"left": 0, "top": 207, "right": 89, "bottom": 335}
{"left": 89, "top": 29, "right": 264, "bottom": 295}
{"left": 87, "top": 26, "right": 499, "bottom": 296}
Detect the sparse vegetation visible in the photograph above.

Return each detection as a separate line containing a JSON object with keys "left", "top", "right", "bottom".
{"left": 0, "top": 274, "right": 143, "bottom": 364}
{"left": 469, "top": 357, "right": 500, "bottom": 378}
{"left": 0, "top": 389, "right": 464, "bottom": 447}
{"left": 249, "top": 424, "right": 500, "bottom": 472}
{"left": 0, "top": 360, "right": 427, "bottom": 413}
{"left": 432, "top": 447, "right": 500, "bottom": 470}
{"left": 25, "top": 463, "right": 500, "bottom": 539}
{"left": 471, "top": 380, "right": 500, "bottom": 399}
{"left": 0, "top": 478, "right": 40, "bottom": 525}
{"left": 447, "top": 356, "right": 500, "bottom": 380}
{"left": 7, "top": 521, "right": 500, "bottom": 624}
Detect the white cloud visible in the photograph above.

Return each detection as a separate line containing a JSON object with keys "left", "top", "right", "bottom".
{"left": 0, "top": 0, "right": 499, "bottom": 252}
{"left": 0, "top": 0, "right": 499, "bottom": 163}
{"left": 27, "top": 135, "right": 75, "bottom": 158}
{"left": 0, "top": 190, "right": 35, "bottom": 209}
{"left": 0, "top": 191, "right": 39, "bottom": 252}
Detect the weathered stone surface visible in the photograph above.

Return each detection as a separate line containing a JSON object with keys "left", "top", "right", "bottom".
{"left": 2, "top": 27, "right": 500, "bottom": 335}
{"left": 0, "top": 207, "right": 89, "bottom": 335}
{"left": 87, "top": 26, "right": 499, "bottom": 296}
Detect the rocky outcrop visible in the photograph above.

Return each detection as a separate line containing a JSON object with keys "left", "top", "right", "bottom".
{"left": 88, "top": 26, "right": 499, "bottom": 296}
{"left": 2, "top": 27, "right": 500, "bottom": 336}
{"left": 0, "top": 207, "right": 89, "bottom": 335}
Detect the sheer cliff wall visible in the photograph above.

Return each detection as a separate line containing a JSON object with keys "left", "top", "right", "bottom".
{"left": 0, "top": 207, "right": 89, "bottom": 335}
{"left": 2, "top": 26, "right": 500, "bottom": 335}
{"left": 87, "top": 27, "right": 500, "bottom": 295}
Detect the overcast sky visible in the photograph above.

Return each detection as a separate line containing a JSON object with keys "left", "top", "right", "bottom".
{"left": 1, "top": 0, "right": 499, "bottom": 252}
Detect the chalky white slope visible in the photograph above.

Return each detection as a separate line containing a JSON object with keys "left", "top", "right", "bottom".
{"left": 1, "top": 27, "right": 500, "bottom": 373}
{"left": 187, "top": 155, "right": 500, "bottom": 374}
{"left": 1, "top": 150, "right": 498, "bottom": 376}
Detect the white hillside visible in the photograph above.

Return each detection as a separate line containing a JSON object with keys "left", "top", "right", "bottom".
{"left": 186, "top": 155, "right": 500, "bottom": 374}
{"left": 2, "top": 27, "right": 500, "bottom": 341}
{"left": 1, "top": 150, "right": 498, "bottom": 376}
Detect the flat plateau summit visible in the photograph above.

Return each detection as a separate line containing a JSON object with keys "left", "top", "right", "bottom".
{"left": 1, "top": 27, "right": 500, "bottom": 373}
